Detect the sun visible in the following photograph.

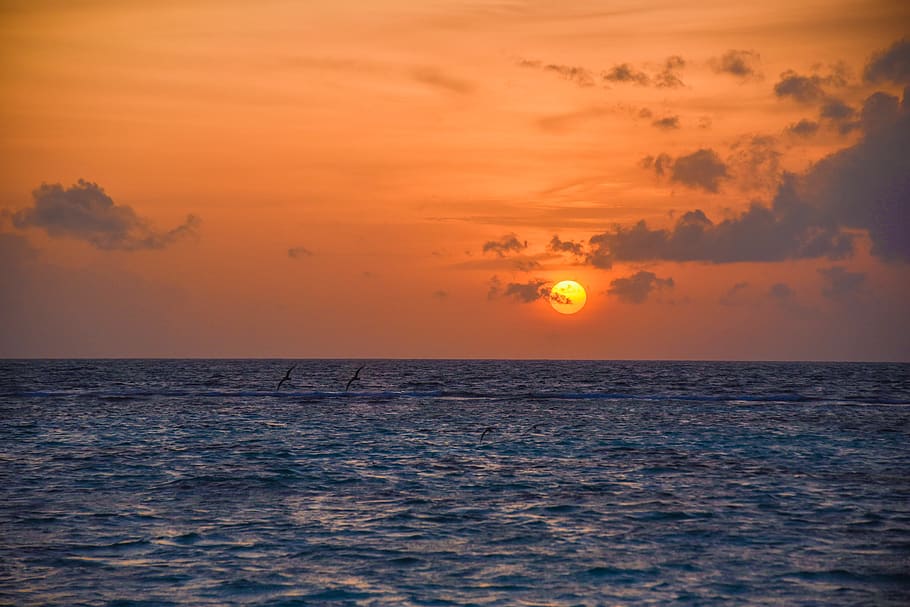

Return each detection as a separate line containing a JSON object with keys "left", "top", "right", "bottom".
{"left": 549, "top": 280, "right": 587, "bottom": 315}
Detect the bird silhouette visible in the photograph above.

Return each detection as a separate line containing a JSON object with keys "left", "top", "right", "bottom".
{"left": 344, "top": 365, "right": 364, "bottom": 392}
{"left": 479, "top": 426, "right": 496, "bottom": 444}
{"left": 276, "top": 364, "right": 296, "bottom": 390}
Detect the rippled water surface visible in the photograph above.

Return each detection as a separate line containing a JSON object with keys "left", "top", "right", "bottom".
{"left": 1, "top": 360, "right": 909, "bottom": 606}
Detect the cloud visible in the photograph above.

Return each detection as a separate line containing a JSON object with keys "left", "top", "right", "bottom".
{"left": 652, "top": 115, "right": 680, "bottom": 130}
{"left": 518, "top": 60, "right": 596, "bottom": 87}
{"left": 820, "top": 98, "right": 856, "bottom": 121}
{"left": 818, "top": 266, "right": 866, "bottom": 300}
{"left": 773, "top": 65, "right": 848, "bottom": 104}
{"left": 412, "top": 67, "right": 474, "bottom": 94}
{"left": 433, "top": 290, "right": 449, "bottom": 300}
{"left": 727, "top": 135, "right": 781, "bottom": 191}
{"left": 719, "top": 281, "right": 750, "bottom": 306}
{"left": 640, "top": 153, "right": 674, "bottom": 177}
{"left": 489, "top": 276, "right": 550, "bottom": 303}
{"left": 654, "top": 56, "right": 686, "bottom": 88}
{"left": 863, "top": 38, "right": 910, "bottom": 84}
{"left": 802, "top": 90, "right": 909, "bottom": 261}
{"left": 607, "top": 270, "right": 674, "bottom": 303}
{"left": 769, "top": 282, "right": 794, "bottom": 300}
{"left": 482, "top": 233, "right": 528, "bottom": 257}
{"left": 11, "top": 180, "right": 199, "bottom": 251}
{"left": 786, "top": 119, "right": 820, "bottom": 137}
{"left": 670, "top": 149, "right": 728, "bottom": 192}
{"left": 710, "top": 49, "right": 762, "bottom": 79}
{"left": 548, "top": 234, "right": 585, "bottom": 256}
{"left": 592, "top": 90, "right": 910, "bottom": 265}
{"left": 603, "top": 63, "right": 650, "bottom": 85}
{"left": 288, "top": 246, "right": 313, "bottom": 258}
{"left": 586, "top": 180, "right": 853, "bottom": 267}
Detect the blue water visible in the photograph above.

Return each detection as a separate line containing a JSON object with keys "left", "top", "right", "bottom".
{"left": 1, "top": 360, "right": 909, "bottom": 606}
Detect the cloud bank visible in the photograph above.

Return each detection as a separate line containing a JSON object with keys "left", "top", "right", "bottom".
{"left": 11, "top": 180, "right": 199, "bottom": 251}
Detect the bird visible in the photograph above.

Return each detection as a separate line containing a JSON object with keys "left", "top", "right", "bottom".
{"left": 344, "top": 365, "right": 364, "bottom": 392}
{"left": 276, "top": 364, "right": 296, "bottom": 390}
{"left": 479, "top": 426, "right": 496, "bottom": 444}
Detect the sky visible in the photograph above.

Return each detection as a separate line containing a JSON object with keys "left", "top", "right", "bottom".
{"left": 1, "top": 0, "right": 908, "bottom": 360}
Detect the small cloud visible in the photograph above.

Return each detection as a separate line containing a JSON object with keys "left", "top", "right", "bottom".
{"left": 773, "top": 66, "right": 848, "bottom": 105}
{"left": 670, "top": 149, "right": 728, "bottom": 192}
{"left": 504, "top": 279, "right": 550, "bottom": 303}
{"left": 654, "top": 56, "right": 686, "bottom": 88}
{"left": 412, "top": 67, "right": 474, "bottom": 94}
{"left": 640, "top": 153, "right": 673, "bottom": 177}
{"left": 638, "top": 107, "right": 653, "bottom": 118}
{"left": 513, "top": 258, "right": 541, "bottom": 272}
{"left": 863, "top": 38, "right": 910, "bottom": 84}
{"left": 540, "top": 63, "right": 596, "bottom": 87}
{"left": 727, "top": 135, "right": 781, "bottom": 191}
{"left": 769, "top": 282, "right": 794, "bottom": 300}
{"left": 548, "top": 234, "right": 585, "bottom": 257}
{"left": 489, "top": 276, "right": 550, "bottom": 303}
{"left": 652, "top": 115, "right": 680, "bottom": 130}
{"left": 608, "top": 270, "right": 674, "bottom": 304}
{"left": 482, "top": 233, "right": 528, "bottom": 257}
{"left": 786, "top": 119, "right": 820, "bottom": 137}
{"left": 433, "top": 290, "right": 449, "bottom": 300}
{"left": 603, "top": 63, "right": 650, "bottom": 85}
{"left": 10, "top": 180, "right": 199, "bottom": 251}
{"left": 818, "top": 266, "right": 865, "bottom": 300}
{"left": 288, "top": 246, "right": 313, "bottom": 258}
{"left": 710, "top": 49, "right": 762, "bottom": 79}
{"left": 720, "top": 281, "right": 750, "bottom": 306}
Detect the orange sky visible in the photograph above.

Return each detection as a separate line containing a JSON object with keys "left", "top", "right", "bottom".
{"left": 1, "top": 0, "right": 909, "bottom": 359}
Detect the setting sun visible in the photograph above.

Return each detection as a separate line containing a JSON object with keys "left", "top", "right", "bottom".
{"left": 549, "top": 280, "right": 587, "bottom": 315}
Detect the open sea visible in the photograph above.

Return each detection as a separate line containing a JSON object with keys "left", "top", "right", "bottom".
{"left": 1, "top": 359, "right": 909, "bottom": 606}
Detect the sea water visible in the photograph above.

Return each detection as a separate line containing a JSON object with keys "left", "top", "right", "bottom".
{"left": 1, "top": 360, "right": 908, "bottom": 606}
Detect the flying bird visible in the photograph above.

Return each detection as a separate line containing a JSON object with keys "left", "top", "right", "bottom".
{"left": 276, "top": 364, "right": 296, "bottom": 390}
{"left": 345, "top": 365, "right": 365, "bottom": 392}
{"left": 480, "top": 426, "right": 496, "bottom": 444}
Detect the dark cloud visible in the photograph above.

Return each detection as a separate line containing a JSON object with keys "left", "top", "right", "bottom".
{"left": 773, "top": 65, "right": 847, "bottom": 105}
{"left": 603, "top": 63, "right": 650, "bottom": 85}
{"left": 488, "top": 276, "right": 548, "bottom": 303}
{"left": 288, "top": 246, "right": 313, "bottom": 258}
{"left": 670, "top": 149, "right": 728, "bottom": 192}
{"left": 803, "top": 90, "right": 910, "bottom": 261}
{"left": 818, "top": 266, "right": 866, "bottom": 300}
{"left": 592, "top": 90, "right": 909, "bottom": 265}
{"left": 652, "top": 115, "right": 680, "bottom": 130}
{"left": 820, "top": 98, "right": 856, "bottom": 121}
{"left": 482, "top": 233, "right": 528, "bottom": 257}
{"left": 11, "top": 180, "right": 199, "bottom": 251}
{"left": 640, "top": 153, "right": 673, "bottom": 177}
{"left": 710, "top": 49, "right": 761, "bottom": 79}
{"left": 863, "top": 38, "right": 910, "bottom": 84}
{"left": 586, "top": 179, "right": 853, "bottom": 266}
{"left": 608, "top": 270, "right": 674, "bottom": 303}
{"left": 654, "top": 56, "right": 686, "bottom": 88}
{"left": 786, "top": 119, "right": 820, "bottom": 137}
{"left": 412, "top": 67, "right": 474, "bottom": 94}
{"left": 769, "top": 282, "right": 794, "bottom": 300}
{"left": 548, "top": 234, "right": 585, "bottom": 256}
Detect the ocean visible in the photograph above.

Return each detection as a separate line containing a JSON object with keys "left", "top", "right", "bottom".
{"left": 1, "top": 359, "right": 908, "bottom": 606}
